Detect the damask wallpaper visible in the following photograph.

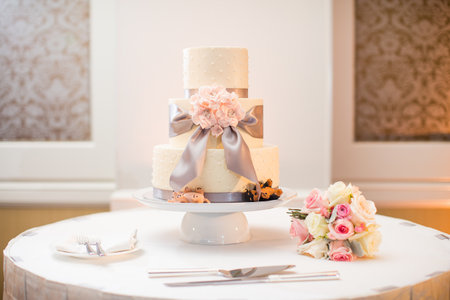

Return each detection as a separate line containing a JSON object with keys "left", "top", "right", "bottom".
{"left": 0, "top": 0, "right": 90, "bottom": 141}
{"left": 355, "top": 0, "right": 450, "bottom": 141}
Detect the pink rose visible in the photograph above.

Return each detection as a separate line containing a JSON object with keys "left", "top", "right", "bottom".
{"left": 305, "top": 189, "right": 329, "bottom": 210}
{"left": 335, "top": 203, "right": 351, "bottom": 219}
{"left": 289, "top": 219, "right": 309, "bottom": 244}
{"left": 328, "top": 218, "right": 354, "bottom": 240}
{"left": 320, "top": 207, "right": 331, "bottom": 218}
{"left": 328, "top": 240, "right": 355, "bottom": 262}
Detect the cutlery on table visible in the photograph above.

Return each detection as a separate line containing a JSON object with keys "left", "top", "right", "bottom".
{"left": 165, "top": 270, "right": 340, "bottom": 287}
{"left": 76, "top": 235, "right": 96, "bottom": 255}
{"left": 93, "top": 240, "right": 106, "bottom": 256}
{"left": 148, "top": 264, "right": 295, "bottom": 278}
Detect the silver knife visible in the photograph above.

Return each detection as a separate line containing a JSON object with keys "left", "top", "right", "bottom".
{"left": 165, "top": 271, "right": 340, "bottom": 287}
{"left": 149, "top": 264, "right": 295, "bottom": 278}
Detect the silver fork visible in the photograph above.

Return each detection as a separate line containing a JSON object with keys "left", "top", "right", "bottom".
{"left": 76, "top": 235, "right": 95, "bottom": 255}
{"left": 93, "top": 240, "right": 106, "bottom": 256}
{"left": 86, "top": 235, "right": 106, "bottom": 256}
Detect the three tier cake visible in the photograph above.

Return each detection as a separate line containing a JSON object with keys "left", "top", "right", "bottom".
{"left": 152, "top": 47, "right": 280, "bottom": 203}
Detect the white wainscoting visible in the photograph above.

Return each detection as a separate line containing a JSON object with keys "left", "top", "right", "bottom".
{"left": 0, "top": 0, "right": 116, "bottom": 205}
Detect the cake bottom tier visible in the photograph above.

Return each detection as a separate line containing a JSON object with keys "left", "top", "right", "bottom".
{"left": 152, "top": 144, "right": 279, "bottom": 198}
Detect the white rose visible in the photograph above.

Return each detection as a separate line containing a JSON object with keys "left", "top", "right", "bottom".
{"left": 349, "top": 223, "right": 379, "bottom": 241}
{"left": 327, "top": 181, "right": 352, "bottom": 206}
{"left": 297, "top": 238, "right": 328, "bottom": 259}
{"left": 305, "top": 213, "right": 329, "bottom": 238}
{"left": 351, "top": 194, "right": 377, "bottom": 225}
{"left": 355, "top": 230, "right": 382, "bottom": 257}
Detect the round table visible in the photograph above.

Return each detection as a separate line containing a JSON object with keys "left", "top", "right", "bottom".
{"left": 3, "top": 206, "right": 450, "bottom": 300}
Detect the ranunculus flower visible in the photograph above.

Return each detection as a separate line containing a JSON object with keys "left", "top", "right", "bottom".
{"left": 305, "top": 213, "right": 329, "bottom": 238}
{"left": 297, "top": 238, "right": 328, "bottom": 259}
{"left": 327, "top": 181, "right": 352, "bottom": 207}
{"left": 328, "top": 240, "right": 355, "bottom": 262}
{"left": 335, "top": 203, "right": 351, "bottom": 219}
{"left": 354, "top": 223, "right": 366, "bottom": 233}
{"left": 328, "top": 218, "right": 354, "bottom": 240}
{"left": 350, "top": 194, "right": 376, "bottom": 225}
{"left": 189, "top": 86, "right": 245, "bottom": 137}
{"left": 304, "top": 188, "right": 329, "bottom": 210}
{"left": 289, "top": 219, "right": 309, "bottom": 244}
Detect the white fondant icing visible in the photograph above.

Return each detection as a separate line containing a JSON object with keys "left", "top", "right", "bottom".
{"left": 152, "top": 144, "right": 279, "bottom": 193}
{"left": 183, "top": 47, "right": 248, "bottom": 89}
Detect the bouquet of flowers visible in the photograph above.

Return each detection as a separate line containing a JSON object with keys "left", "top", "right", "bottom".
{"left": 288, "top": 181, "right": 381, "bottom": 261}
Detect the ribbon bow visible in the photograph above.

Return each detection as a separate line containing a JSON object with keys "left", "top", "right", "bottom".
{"left": 168, "top": 104, "right": 263, "bottom": 200}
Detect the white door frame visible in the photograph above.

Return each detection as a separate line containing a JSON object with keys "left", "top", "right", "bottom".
{"left": 0, "top": 0, "right": 116, "bottom": 205}
{"left": 332, "top": 0, "right": 450, "bottom": 208}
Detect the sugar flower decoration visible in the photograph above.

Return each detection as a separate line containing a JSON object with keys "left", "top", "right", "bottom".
{"left": 189, "top": 86, "right": 245, "bottom": 137}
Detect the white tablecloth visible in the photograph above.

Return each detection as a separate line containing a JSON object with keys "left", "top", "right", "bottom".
{"left": 3, "top": 206, "right": 450, "bottom": 300}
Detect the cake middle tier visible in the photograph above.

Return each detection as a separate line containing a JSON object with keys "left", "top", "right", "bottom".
{"left": 152, "top": 144, "right": 279, "bottom": 193}
{"left": 169, "top": 98, "right": 263, "bottom": 149}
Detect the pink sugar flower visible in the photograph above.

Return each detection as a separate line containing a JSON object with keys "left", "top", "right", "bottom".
{"left": 335, "top": 203, "right": 351, "bottom": 219}
{"left": 190, "top": 86, "right": 245, "bottom": 137}
{"left": 289, "top": 219, "right": 309, "bottom": 245}
{"left": 210, "top": 125, "right": 224, "bottom": 137}
{"left": 328, "top": 218, "right": 354, "bottom": 240}
{"left": 328, "top": 240, "right": 355, "bottom": 262}
{"left": 305, "top": 189, "right": 329, "bottom": 210}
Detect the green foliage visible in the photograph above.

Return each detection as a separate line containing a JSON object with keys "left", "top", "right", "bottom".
{"left": 287, "top": 208, "right": 308, "bottom": 220}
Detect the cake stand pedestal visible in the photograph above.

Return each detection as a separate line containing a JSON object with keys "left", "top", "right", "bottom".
{"left": 133, "top": 187, "right": 297, "bottom": 245}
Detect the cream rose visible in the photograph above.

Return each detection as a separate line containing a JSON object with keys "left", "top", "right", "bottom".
{"left": 354, "top": 230, "right": 382, "bottom": 257}
{"left": 305, "top": 213, "right": 329, "bottom": 238}
{"left": 297, "top": 238, "right": 328, "bottom": 259}
{"left": 327, "top": 181, "right": 352, "bottom": 207}
{"left": 351, "top": 194, "right": 377, "bottom": 225}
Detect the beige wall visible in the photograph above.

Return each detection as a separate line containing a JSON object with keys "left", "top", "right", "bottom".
{"left": 116, "top": 0, "right": 333, "bottom": 190}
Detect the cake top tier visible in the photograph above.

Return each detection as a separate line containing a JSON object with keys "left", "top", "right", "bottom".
{"left": 183, "top": 47, "right": 248, "bottom": 93}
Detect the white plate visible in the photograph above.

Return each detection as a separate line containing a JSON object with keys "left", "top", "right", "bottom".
{"left": 54, "top": 245, "right": 141, "bottom": 259}
{"left": 134, "top": 187, "right": 297, "bottom": 213}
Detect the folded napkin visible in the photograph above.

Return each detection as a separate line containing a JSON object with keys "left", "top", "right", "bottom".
{"left": 55, "top": 229, "right": 138, "bottom": 255}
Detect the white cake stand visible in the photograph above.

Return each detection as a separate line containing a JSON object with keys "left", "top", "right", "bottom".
{"left": 133, "top": 187, "right": 297, "bottom": 245}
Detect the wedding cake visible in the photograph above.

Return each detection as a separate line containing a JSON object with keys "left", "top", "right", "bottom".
{"left": 152, "top": 47, "right": 281, "bottom": 203}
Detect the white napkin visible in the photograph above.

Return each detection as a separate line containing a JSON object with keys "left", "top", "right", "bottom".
{"left": 55, "top": 229, "right": 138, "bottom": 255}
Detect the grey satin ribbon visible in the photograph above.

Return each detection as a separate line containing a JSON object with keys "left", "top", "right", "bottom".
{"left": 151, "top": 188, "right": 248, "bottom": 203}
{"left": 169, "top": 104, "right": 263, "bottom": 138}
{"left": 169, "top": 126, "right": 262, "bottom": 201}
{"left": 185, "top": 88, "right": 248, "bottom": 98}
{"left": 238, "top": 105, "right": 263, "bottom": 138}
{"left": 170, "top": 127, "right": 209, "bottom": 191}
{"left": 169, "top": 104, "right": 195, "bottom": 137}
